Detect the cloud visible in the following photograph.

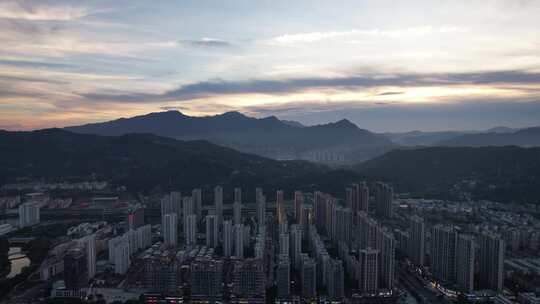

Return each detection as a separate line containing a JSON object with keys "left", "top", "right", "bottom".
{"left": 159, "top": 105, "right": 189, "bottom": 111}
{"left": 445, "top": 70, "right": 540, "bottom": 84}
{"left": 0, "top": 123, "right": 25, "bottom": 130}
{"left": 179, "top": 37, "right": 233, "bottom": 48}
{"left": 377, "top": 91, "right": 404, "bottom": 96}
{"left": 271, "top": 26, "right": 467, "bottom": 44}
{"left": 0, "top": 74, "right": 68, "bottom": 84}
{"left": 244, "top": 98, "right": 540, "bottom": 132}
{"left": 0, "top": 1, "right": 90, "bottom": 21}
{"left": 0, "top": 59, "right": 72, "bottom": 69}
{"left": 79, "top": 69, "right": 540, "bottom": 103}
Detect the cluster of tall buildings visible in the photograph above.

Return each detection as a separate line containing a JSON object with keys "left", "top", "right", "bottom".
{"left": 161, "top": 190, "right": 205, "bottom": 249}
{"left": 147, "top": 183, "right": 398, "bottom": 301}
{"left": 307, "top": 226, "right": 344, "bottom": 299}
{"left": 108, "top": 224, "right": 152, "bottom": 274}
{"left": 397, "top": 216, "right": 505, "bottom": 294}
{"left": 154, "top": 187, "right": 269, "bottom": 301}
{"left": 53, "top": 217, "right": 153, "bottom": 290}
{"left": 429, "top": 225, "right": 504, "bottom": 293}
{"left": 337, "top": 211, "right": 395, "bottom": 294}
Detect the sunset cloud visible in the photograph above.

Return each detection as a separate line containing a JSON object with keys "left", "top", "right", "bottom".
{"left": 0, "top": 1, "right": 91, "bottom": 21}
{"left": 1, "top": 0, "right": 540, "bottom": 131}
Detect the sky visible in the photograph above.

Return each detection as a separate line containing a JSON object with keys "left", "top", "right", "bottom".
{"left": 1, "top": 0, "right": 540, "bottom": 132}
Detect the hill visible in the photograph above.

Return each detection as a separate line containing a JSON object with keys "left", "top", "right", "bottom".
{"left": 437, "top": 127, "right": 540, "bottom": 147}
{"left": 355, "top": 146, "right": 540, "bottom": 203}
{"left": 65, "top": 111, "right": 394, "bottom": 163}
{"left": 0, "top": 129, "right": 330, "bottom": 193}
{"left": 382, "top": 126, "right": 521, "bottom": 146}
{"left": 381, "top": 130, "right": 471, "bottom": 146}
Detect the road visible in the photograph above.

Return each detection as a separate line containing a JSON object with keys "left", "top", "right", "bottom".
{"left": 397, "top": 267, "right": 452, "bottom": 304}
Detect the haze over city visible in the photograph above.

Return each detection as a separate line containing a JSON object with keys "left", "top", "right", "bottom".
{"left": 1, "top": 0, "right": 540, "bottom": 131}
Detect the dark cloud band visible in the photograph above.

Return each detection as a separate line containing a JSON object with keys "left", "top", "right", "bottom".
{"left": 80, "top": 69, "right": 540, "bottom": 103}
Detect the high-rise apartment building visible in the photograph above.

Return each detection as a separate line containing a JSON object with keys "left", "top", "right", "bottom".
{"left": 182, "top": 196, "right": 194, "bottom": 225}
{"left": 276, "top": 190, "right": 285, "bottom": 225}
{"left": 206, "top": 214, "right": 218, "bottom": 248}
{"left": 84, "top": 234, "right": 96, "bottom": 279}
{"left": 358, "top": 248, "right": 379, "bottom": 294}
{"left": 277, "top": 254, "right": 291, "bottom": 298}
{"left": 256, "top": 187, "right": 266, "bottom": 227}
{"left": 234, "top": 187, "right": 242, "bottom": 225}
{"left": 64, "top": 248, "right": 87, "bottom": 289}
{"left": 409, "top": 215, "right": 425, "bottom": 266}
{"left": 280, "top": 233, "right": 290, "bottom": 256}
{"left": 479, "top": 232, "right": 504, "bottom": 292}
{"left": 327, "top": 259, "right": 345, "bottom": 299}
{"left": 163, "top": 213, "right": 178, "bottom": 248}
{"left": 192, "top": 188, "right": 202, "bottom": 218}
{"left": 185, "top": 214, "right": 197, "bottom": 247}
{"left": 232, "top": 259, "right": 266, "bottom": 303}
{"left": 294, "top": 191, "right": 304, "bottom": 224}
{"left": 191, "top": 257, "right": 223, "bottom": 301}
{"left": 378, "top": 228, "right": 395, "bottom": 290}
{"left": 290, "top": 225, "right": 302, "bottom": 270}
{"left": 113, "top": 239, "right": 130, "bottom": 274}
{"left": 18, "top": 201, "right": 40, "bottom": 228}
{"left": 431, "top": 225, "right": 457, "bottom": 283}
{"left": 214, "top": 186, "right": 223, "bottom": 227}
{"left": 374, "top": 182, "right": 393, "bottom": 218}
{"left": 235, "top": 224, "right": 244, "bottom": 259}
{"left": 301, "top": 255, "right": 317, "bottom": 298}
{"left": 223, "top": 220, "right": 233, "bottom": 257}
{"left": 456, "top": 234, "right": 475, "bottom": 293}
{"left": 352, "top": 182, "right": 369, "bottom": 214}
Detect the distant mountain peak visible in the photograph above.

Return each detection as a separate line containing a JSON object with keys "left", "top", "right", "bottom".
{"left": 485, "top": 126, "right": 516, "bottom": 133}
{"left": 219, "top": 111, "right": 247, "bottom": 118}
{"left": 141, "top": 110, "right": 187, "bottom": 119}
{"left": 261, "top": 115, "right": 281, "bottom": 122}
{"left": 334, "top": 119, "right": 357, "bottom": 128}
{"left": 64, "top": 110, "right": 394, "bottom": 163}
{"left": 281, "top": 120, "right": 305, "bottom": 128}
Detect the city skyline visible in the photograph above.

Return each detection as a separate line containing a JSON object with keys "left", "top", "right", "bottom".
{"left": 1, "top": 1, "right": 540, "bottom": 131}
{"left": 1, "top": 2, "right": 539, "bottom": 302}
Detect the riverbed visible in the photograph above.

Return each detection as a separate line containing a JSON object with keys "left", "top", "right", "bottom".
{"left": 7, "top": 247, "right": 30, "bottom": 278}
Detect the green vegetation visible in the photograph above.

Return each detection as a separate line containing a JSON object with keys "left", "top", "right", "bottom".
{"left": 0, "top": 129, "right": 329, "bottom": 193}
{"left": 356, "top": 146, "right": 540, "bottom": 204}
{"left": 0, "top": 238, "right": 9, "bottom": 274}
{"left": 0, "top": 262, "right": 37, "bottom": 299}
{"left": 2, "top": 130, "right": 540, "bottom": 204}
{"left": 44, "top": 299, "right": 85, "bottom": 304}
{"left": 0, "top": 222, "right": 76, "bottom": 300}
{"left": 14, "top": 221, "right": 79, "bottom": 239}
{"left": 23, "top": 237, "right": 51, "bottom": 265}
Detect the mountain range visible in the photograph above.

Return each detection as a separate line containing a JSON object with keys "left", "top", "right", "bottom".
{"left": 436, "top": 126, "right": 540, "bottom": 147}
{"left": 65, "top": 111, "right": 540, "bottom": 159}
{"left": 380, "top": 126, "right": 524, "bottom": 146}
{"left": 0, "top": 128, "right": 327, "bottom": 194}
{"left": 1, "top": 129, "right": 539, "bottom": 203}
{"left": 66, "top": 111, "right": 394, "bottom": 163}
{"left": 355, "top": 146, "right": 540, "bottom": 203}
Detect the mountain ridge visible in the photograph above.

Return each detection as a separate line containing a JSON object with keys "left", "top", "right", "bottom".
{"left": 65, "top": 111, "right": 395, "bottom": 163}
{"left": 0, "top": 128, "right": 329, "bottom": 192}
{"left": 355, "top": 145, "right": 540, "bottom": 203}
{"left": 437, "top": 126, "right": 540, "bottom": 147}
